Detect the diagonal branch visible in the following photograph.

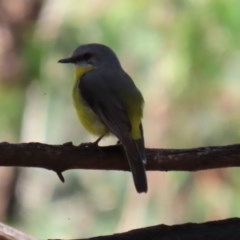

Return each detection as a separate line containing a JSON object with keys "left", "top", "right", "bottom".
{"left": 59, "top": 218, "right": 240, "bottom": 240}
{"left": 0, "top": 142, "right": 240, "bottom": 176}
{"left": 1, "top": 217, "right": 239, "bottom": 240}
{"left": 0, "top": 222, "right": 34, "bottom": 240}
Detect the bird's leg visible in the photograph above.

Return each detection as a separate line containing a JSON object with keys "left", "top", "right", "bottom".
{"left": 93, "top": 135, "right": 105, "bottom": 145}
{"left": 79, "top": 135, "right": 105, "bottom": 149}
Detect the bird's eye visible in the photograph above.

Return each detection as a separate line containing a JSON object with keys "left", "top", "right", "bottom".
{"left": 82, "top": 53, "right": 92, "bottom": 60}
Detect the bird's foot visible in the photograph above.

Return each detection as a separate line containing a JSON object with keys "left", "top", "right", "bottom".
{"left": 116, "top": 140, "right": 121, "bottom": 145}
{"left": 78, "top": 135, "right": 104, "bottom": 150}
{"left": 79, "top": 141, "right": 99, "bottom": 149}
{"left": 63, "top": 141, "right": 73, "bottom": 147}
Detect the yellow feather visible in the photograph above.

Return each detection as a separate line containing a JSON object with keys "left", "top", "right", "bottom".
{"left": 124, "top": 94, "right": 144, "bottom": 140}
{"left": 72, "top": 66, "right": 108, "bottom": 136}
{"left": 128, "top": 106, "right": 143, "bottom": 140}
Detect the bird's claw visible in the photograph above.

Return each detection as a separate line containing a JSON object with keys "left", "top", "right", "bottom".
{"left": 79, "top": 141, "right": 99, "bottom": 149}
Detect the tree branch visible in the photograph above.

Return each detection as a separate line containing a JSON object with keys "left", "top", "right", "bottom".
{"left": 0, "top": 142, "right": 240, "bottom": 176}
{"left": 54, "top": 218, "right": 240, "bottom": 240}
{"left": 1, "top": 143, "right": 240, "bottom": 239}
{"left": 0, "top": 222, "right": 34, "bottom": 240}
{"left": 1, "top": 218, "right": 239, "bottom": 240}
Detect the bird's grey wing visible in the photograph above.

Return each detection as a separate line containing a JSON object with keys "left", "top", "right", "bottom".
{"left": 79, "top": 72, "right": 147, "bottom": 193}
{"left": 80, "top": 71, "right": 131, "bottom": 138}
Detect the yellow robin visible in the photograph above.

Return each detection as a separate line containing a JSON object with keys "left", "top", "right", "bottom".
{"left": 58, "top": 43, "right": 147, "bottom": 193}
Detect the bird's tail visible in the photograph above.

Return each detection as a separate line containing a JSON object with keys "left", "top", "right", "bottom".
{"left": 122, "top": 136, "right": 148, "bottom": 193}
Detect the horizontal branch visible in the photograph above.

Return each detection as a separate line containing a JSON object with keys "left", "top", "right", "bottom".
{"left": 73, "top": 218, "right": 240, "bottom": 240}
{"left": 0, "top": 142, "right": 240, "bottom": 176}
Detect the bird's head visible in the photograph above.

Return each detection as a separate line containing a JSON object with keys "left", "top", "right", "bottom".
{"left": 58, "top": 43, "right": 121, "bottom": 77}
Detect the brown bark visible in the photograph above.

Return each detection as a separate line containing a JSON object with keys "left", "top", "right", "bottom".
{"left": 0, "top": 142, "right": 240, "bottom": 179}
{"left": 51, "top": 218, "right": 240, "bottom": 240}
{"left": 1, "top": 142, "right": 240, "bottom": 239}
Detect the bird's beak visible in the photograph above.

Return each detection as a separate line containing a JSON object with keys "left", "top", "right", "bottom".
{"left": 58, "top": 57, "right": 74, "bottom": 64}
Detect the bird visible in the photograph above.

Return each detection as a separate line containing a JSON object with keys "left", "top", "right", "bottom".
{"left": 58, "top": 43, "right": 147, "bottom": 193}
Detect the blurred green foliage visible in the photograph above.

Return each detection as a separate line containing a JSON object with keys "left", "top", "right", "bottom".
{"left": 0, "top": 0, "right": 240, "bottom": 238}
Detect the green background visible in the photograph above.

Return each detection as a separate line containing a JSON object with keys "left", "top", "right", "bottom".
{"left": 0, "top": 0, "right": 240, "bottom": 238}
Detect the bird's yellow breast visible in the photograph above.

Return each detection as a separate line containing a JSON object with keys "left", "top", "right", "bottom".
{"left": 72, "top": 66, "right": 108, "bottom": 136}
